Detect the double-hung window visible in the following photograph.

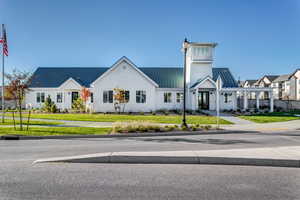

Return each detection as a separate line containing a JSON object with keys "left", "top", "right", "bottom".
{"left": 164, "top": 92, "right": 172, "bottom": 103}
{"left": 103, "top": 90, "right": 113, "bottom": 103}
{"left": 56, "top": 92, "right": 63, "bottom": 103}
{"left": 136, "top": 90, "right": 146, "bottom": 103}
{"left": 36, "top": 92, "right": 45, "bottom": 103}
{"left": 176, "top": 93, "right": 183, "bottom": 103}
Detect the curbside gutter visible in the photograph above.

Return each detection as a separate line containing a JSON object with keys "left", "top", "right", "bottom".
{"left": 33, "top": 147, "right": 300, "bottom": 168}
{"left": 0, "top": 130, "right": 256, "bottom": 140}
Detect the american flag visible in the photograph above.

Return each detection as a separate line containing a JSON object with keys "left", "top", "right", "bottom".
{"left": 0, "top": 24, "right": 8, "bottom": 56}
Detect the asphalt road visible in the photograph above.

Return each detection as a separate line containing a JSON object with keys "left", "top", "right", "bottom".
{"left": 1, "top": 130, "right": 300, "bottom": 199}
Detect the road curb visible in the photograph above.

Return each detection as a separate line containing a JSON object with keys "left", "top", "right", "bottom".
{"left": 33, "top": 151, "right": 300, "bottom": 168}
{"left": 0, "top": 130, "right": 255, "bottom": 140}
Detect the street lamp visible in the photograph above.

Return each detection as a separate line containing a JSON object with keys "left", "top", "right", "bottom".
{"left": 182, "top": 38, "right": 189, "bottom": 128}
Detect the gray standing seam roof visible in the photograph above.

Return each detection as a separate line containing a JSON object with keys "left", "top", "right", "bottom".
{"left": 29, "top": 67, "right": 238, "bottom": 88}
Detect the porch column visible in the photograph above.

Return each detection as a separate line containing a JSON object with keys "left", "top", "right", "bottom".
{"left": 270, "top": 91, "right": 274, "bottom": 112}
{"left": 243, "top": 90, "right": 248, "bottom": 111}
{"left": 256, "top": 91, "right": 260, "bottom": 109}
{"left": 233, "top": 91, "right": 237, "bottom": 110}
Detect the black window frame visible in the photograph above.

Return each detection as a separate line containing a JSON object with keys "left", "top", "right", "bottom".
{"left": 164, "top": 92, "right": 172, "bottom": 103}
{"left": 136, "top": 90, "right": 146, "bottom": 103}
{"left": 103, "top": 90, "right": 113, "bottom": 103}
{"left": 56, "top": 92, "right": 63, "bottom": 103}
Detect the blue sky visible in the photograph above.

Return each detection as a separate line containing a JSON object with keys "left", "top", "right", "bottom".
{"left": 1, "top": 0, "right": 300, "bottom": 80}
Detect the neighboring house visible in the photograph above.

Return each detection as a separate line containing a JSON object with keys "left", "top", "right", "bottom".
{"left": 288, "top": 69, "right": 300, "bottom": 100}
{"left": 242, "top": 80, "right": 257, "bottom": 99}
{"left": 255, "top": 75, "right": 279, "bottom": 99}
{"left": 26, "top": 42, "right": 272, "bottom": 112}
{"left": 272, "top": 74, "right": 291, "bottom": 100}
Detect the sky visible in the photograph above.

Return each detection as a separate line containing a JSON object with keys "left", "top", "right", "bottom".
{"left": 1, "top": 0, "right": 300, "bottom": 80}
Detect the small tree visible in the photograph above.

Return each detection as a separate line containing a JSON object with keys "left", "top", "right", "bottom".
{"left": 80, "top": 87, "right": 91, "bottom": 112}
{"left": 42, "top": 95, "right": 57, "bottom": 113}
{"left": 113, "top": 88, "right": 129, "bottom": 113}
{"left": 5, "top": 69, "right": 32, "bottom": 130}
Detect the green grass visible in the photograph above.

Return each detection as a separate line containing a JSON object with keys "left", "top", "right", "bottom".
{"left": 0, "top": 119, "right": 63, "bottom": 126}
{"left": 4, "top": 113, "right": 232, "bottom": 124}
{"left": 0, "top": 127, "right": 111, "bottom": 136}
{"left": 239, "top": 115, "right": 300, "bottom": 123}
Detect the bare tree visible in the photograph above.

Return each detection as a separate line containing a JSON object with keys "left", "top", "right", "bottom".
{"left": 5, "top": 69, "right": 32, "bottom": 130}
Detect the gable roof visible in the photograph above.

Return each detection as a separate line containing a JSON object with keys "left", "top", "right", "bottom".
{"left": 289, "top": 68, "right": 300, "bottom": 79}
{"left": 91, "top": 56, "right": 159, "bottom": 87}
{"left": 190, "top": 76, "right": 216, "bottom": 89}
{"left": 256, "top": 75, "right": 279, "bottom": 85}
{"left": 265, "top": 75, "right": 279, "bottom": 82}
{"left": 245, "top": 80, "right": 257, "bottom": 86}
{"left": 273, "top": 74, "right": 291, "bottom": 83}
{"left": 29, "top": 67, "right": 237, "bottom": 89}
{"left": 212, "top": 68, "right": 238, "bottom": 88}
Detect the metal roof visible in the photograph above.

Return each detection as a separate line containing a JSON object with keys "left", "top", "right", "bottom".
{"left": 29, "top": 67, "right": 237, "bottom": 88}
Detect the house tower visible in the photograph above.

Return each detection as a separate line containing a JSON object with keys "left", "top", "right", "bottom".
{"left": 186, "top": 42, "right": 217, "bottom": 87}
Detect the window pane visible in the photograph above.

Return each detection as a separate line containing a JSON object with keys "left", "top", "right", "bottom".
{"left": 141, "top": 91, "right": 146, "bottom": 103}
{"left": 108, "top": 90, "right": 113, "bottom": 103}
{"left": 41, "top": 93, "right": 45, "bottom": 103}
{"left": 124, "top": 91, "right": 129, "bottom": 102}
{"left": 90, "top": 93, "right": 93, "bottom": 103}
{"left": 57, "top": 92, "right": 63, "bottom": 103}
{"left": 36, "top": 92, "right": 40, "bottom": 103}
{"left": 164, "top": 92, "right": 172, "bottom": 103}
{"left": 136, "top": 90, "right": 146, "bottom": 103}
{"left": 103, "top": 91, "right": 108, "bottom": 103}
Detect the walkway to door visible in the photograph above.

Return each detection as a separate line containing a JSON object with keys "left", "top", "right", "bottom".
{"left": 201, "top": 110, "right": 255, "bottom": 125}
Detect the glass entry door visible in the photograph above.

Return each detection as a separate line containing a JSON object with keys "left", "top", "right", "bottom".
{"left": 71, "top": 92, "right": 79, "bottom": 104}
{"left": 198, "top": 91, "right": 210, "bottom": 110}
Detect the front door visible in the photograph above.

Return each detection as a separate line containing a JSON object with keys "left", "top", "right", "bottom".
{"left": 198, "top": 91, "right": 209, "bottom": 110}
{"left": 71, "top": 92, "right": 79, "bottom": 104}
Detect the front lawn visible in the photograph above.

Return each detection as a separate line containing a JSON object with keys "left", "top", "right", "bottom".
{"left": 5, "top": 113, "right": 232, "bottom": 124}
{"left": 239, "top": 115, "right": 300, "bottom": 123}
{"left": 0, "top": 127, "right": 111, "bottom": 136}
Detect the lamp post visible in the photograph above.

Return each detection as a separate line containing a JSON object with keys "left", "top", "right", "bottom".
{"left": 182, "top": 38, "right": 189, "bottom": 128}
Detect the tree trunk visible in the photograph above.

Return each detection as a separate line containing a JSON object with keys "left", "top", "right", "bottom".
{"left": 18, "top": 90, "right": 23, "bottom": 131}
{"left": 12, "top": 111, "right": 16, "bottom": 130}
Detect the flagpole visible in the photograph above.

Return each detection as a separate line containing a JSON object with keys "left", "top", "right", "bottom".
{"left": 1, "top": 24, "right": 4, "bottom": 123}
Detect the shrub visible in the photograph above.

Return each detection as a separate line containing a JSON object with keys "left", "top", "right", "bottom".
{"left": 42, "top": 95, "right": 57, "bottom": 113}
{"left": 50, "top": 104, "right": 57, "bottom": 113}
{"left": 111, "top": 121, "right": 162, "bottom": 134}
{"left": 201, "top": 125, "right": 212, "bottom": 130}
{"left": 181, "top": 125, "right": 189, "bottom": 131}
{"left": 72, "top": 98, "right": 85, "bottom": 112}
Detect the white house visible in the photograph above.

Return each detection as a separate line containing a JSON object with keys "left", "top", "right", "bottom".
{"left": 25, "top": 42, "right": 274, "bottom": 112}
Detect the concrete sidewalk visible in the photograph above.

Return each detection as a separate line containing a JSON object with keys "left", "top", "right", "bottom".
{"left": 202, "top": 110, "right": 255, "bottom": 125}
{"left": 34, "top": 146, "right": 300, "bottom": 168}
